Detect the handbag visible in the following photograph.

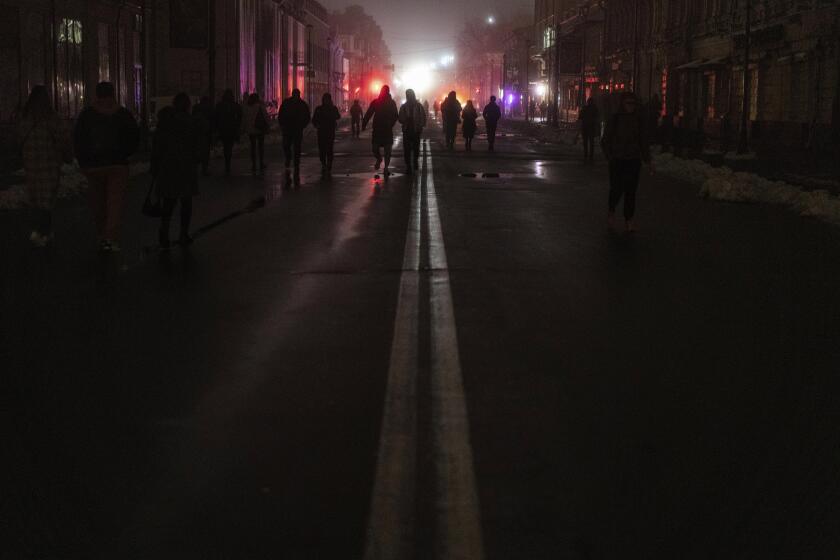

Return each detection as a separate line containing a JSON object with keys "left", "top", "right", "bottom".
{"left": 142, "top": 180, "right": 162, "bottom": 217}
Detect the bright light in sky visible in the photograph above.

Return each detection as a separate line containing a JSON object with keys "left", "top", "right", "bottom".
{"left": 401, "top": 64, "right": 435, "bottom": 95}
{"left": 487, "top": 16, "right": 495, "bottom": 24}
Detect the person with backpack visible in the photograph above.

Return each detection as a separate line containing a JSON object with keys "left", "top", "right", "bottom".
{"left": 277, "top": 89, "right": 312, "bottom": 181}
{"left": 350, "top": 100, "right": 363, "bottom": 139}
{"left": 18, "top": 85, "right": 73, "bottom": 247}
{"left": 312, "top": 93, "right": 342, "bottom": 176}
{"left": 73, "top": 81, "right": 140, "bottom": 252}
{"left": 362, "top": 85, "right": 399, "bottom": 175}
{"left": 601, "top": 92, "right": 654, "bottom": 233}
{"left": 398, "top": 88, "right": 427, "bottom": 175}
{"left": 482, "top": 95, "right": 502, "bottom": 152}
{"left": 151, "top": 93, "right": 200, "bottom": 249}
{"left": 214, "top": 89, "right": 243, "bottom": 176}
{"left": 242, "top": 92, "right": 270, "bottom": 176}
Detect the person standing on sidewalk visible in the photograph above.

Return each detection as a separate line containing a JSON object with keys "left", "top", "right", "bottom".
{"left": 192, "top": 96, "right": 214, "bottom": 176}
{"left": 214, "top": 89, "right": 243, "bottom": 176}
{"left": 73, "top": 81, "right": 139, "bottom": 252}
{"left": 151, "top": 94, "right": 200, "bottom": 249}
{"left": 312, "top": 93, "right": 342, "bottom": 176}
{"left": 461, "top": 100, "right": 478, "bottom": 152}
{"left": 242, "top": 93, "right": 270, "bottom": 176}
{"left": 362, "top": 85, "right": 399, "bottom": 175}
{"left": 350, "top": 100, "right": 363, "bottom": 139}
{"left": 398, "top": 88, "right": 427, "bottom": 175}
{"left": 579, "top": 97, "right": 600, "bottom": 162}
{"left": 277, "top": 89, "right": 311, "bottom": 181}
{"left": 18, "top": 85, "right": 73, "bottom": 247}
{"left": 440, "top": 91, "right": 462, "bottom": 150}
{"left": 482, "top": 95, "right": 502, "bottom": 152}
{"left": 601, "top": 92, "right": 653, "bottom": 233}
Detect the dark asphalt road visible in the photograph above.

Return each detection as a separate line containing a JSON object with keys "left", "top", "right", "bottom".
{"left": 3, "top": 118, "right": 840, "bottom": 559}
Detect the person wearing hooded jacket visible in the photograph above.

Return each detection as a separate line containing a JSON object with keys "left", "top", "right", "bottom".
{"left": 398, "top": 89, "right": 427, "bottom": 175}
{"left": 74, "top": 81, "right": 140, "bottom": 252}
{"left": 440, "top": 91, "right": 462, "bottom": 150}
{"left": 277, "top": 88, "right": 311, "bottom": 179}
{"left": 312, "top": 93, "right": 342, "bottom": 175}
{"left": 362, "top": 85, "right": 399, "bottom": 174}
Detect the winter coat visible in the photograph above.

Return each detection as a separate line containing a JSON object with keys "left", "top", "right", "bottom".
{"left": 441, "top": 98, "right": 462, "bottom": 126}
{"left": 312, "top": 104, "right": 342, "bottom": 136}
{"left": 580, "top": 104, "right": 600, "bottom": 137}
{"left": 242, "top": 102, "right": 270, "bottom": 136}
{"left": 462, "top": 107, "right": 478, "bottom": 138}
{"left": 19, "top": 113, "right": 73, "bottom": 209}
{"left": 151, "top": 110, "right": 200, "bottom": 199}
{"left": 601, "top": 112, "right": 651, "bottom": 163}
{"left": 214, "top": 99, "right": 243, "bottom": 142}
{"left": 278, "top": 96, "right": 311, "bottom": 136}
{"left": 482, "top": 101, "right": 502, "bottom": 127}
{"left": 350, "top": 103, "right": 363, "bottom": 122}
{"left": 363, "top": 95, "right": 399, "bottom": 144}
{"left": 398, "top": 100, "right": 427, "bottom": 134}
{"left": 73, "top": 99, "right": 139, "bottom": 168}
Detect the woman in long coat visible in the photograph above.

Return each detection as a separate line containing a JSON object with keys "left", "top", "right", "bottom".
{"left": 18, "top": 85, "right": 73, "bottom": 246}
{"left": 461, "top": 100, "right": 478, "bottom": 151}
{"left": 152, "top": 93, "right": 200, "bottom": 248}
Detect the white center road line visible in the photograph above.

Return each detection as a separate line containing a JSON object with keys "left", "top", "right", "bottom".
{"left": 365, "top": 140, "right": 484, "bottom": 559}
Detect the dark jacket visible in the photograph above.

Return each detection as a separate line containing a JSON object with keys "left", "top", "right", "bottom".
{"left": 214, "top": 99, "right": 243, "bottom": 141}
{"left": 601, "top": 112, "right": 651, "bottom": 163}
{"left": 151, "top": 108, "right": 200, "bottom": 199}
{"left": 312, "top": 104, "right": 342, "bottom": 135}
{"left": 278, "top": 96, "right": 311, "bottom": 135}
{"left": 462, "top": 106, "right": 478, "bottom": 137}
{"left": 482, "top": 101, "right": 502, "bottom": 127}
{"left": 441, "top": 97, "right": 462, "bottom": 126}
{"left": 363, "top": 95, "right": 399, "bottom": 143}
{"left": 73, "top": 100, "right": 139, "bottom": 168}
{"left": 350, "top": 103, "right": 363, "bottom": 121}
{"left": 580, "top": 104, "right": 600, "bottom": 136}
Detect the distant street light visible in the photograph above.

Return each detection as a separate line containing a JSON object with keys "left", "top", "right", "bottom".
{"left": 487, "top": 16, "right": 495, "bottom": 24}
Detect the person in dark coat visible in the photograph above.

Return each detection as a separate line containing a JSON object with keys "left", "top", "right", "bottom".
{"left": 312, "top": 93, "right": 342, "bottom": 175}
{"left": 398, "top": 88, "right": 427, "bottom": 175}
{"left": 214, "top": 89, "right": 243, "bottom": 176}
{"left": 482, "top": 95, "right": 502, "bottom": 152}
{"left": 277, "top": 88, "right": 311, "bottom": 180}
{"left": 433, "top": 99, "right": 440, "bottom": 120}
{"left": 440, "top": 91, "right": 462, "bottom": 150}
{"left": 362, "top": 85, "right": 399, "bottom": 174}
{"left": 151, "top": 93, "right": 201, "bottom": 249}
{"left": 73, "top": 81, "right": 139, "bottom": 252}
{"left": 242, "top": 92, "right": 270, "bottom": 175}
{"left": 350, "top": 99, "right": 363, "bottom": 139}
{"left": 601, "top": 92, "right": 654, "bottom": 233}
{"left": 192, "top": 95, "right": 214, "bottom": 176}
{"left": 461, "top": 100, "right": 478, "bottom": 151}
{"left": 579, "top": 97, "right": 601, "bottom": 162}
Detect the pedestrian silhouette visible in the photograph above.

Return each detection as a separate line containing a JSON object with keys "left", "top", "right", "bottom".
{"left": 482, "top": 95, "right": 502, "bottom": 152}
{"left": 433, "top": 99, "right": 440, "bottom": 121}
{"left": 350, "top": 99, "right": 363, "bottom": 139}
{"left": 152, "top": 93, "right": 200, "bottom": 249}
{"left": 398, "top": 88, "right": 427, "bottom": 175}
{"left": 214, "top": 89, "right": 243, "bottom": 176}
{"left": 441, "top": 91, "right": 462, "bottom": 150}
{"left": 601, "top": 92, "right": 653, "bottom": 233}
{"left": 422, "top": 98, "right": 430, "bottom": 118}
{"left": 362, "top": 85, "right": 399, "bottom": 175}
{"left": 579, "top": 97, "right": 600, "bottom": 162}
{"left": 312, "top": 93, "right": 342, "bottom": 176}
{"left": 18, "top": 85, "right": 73, "bottom": 247}
{"left": 192, "top": 95, "right": 214, "bottom": 176}
{"left": 242, "top": 93, "right": 270, "bottom": 176}
{"left": 73, "top": 81, "right": 139, "bottom": 252}
{"left": 277, "top": 88, "right": 312, "bottom": 181}
{"left": 462, "top": 100, "right": 478, "bottom": 152}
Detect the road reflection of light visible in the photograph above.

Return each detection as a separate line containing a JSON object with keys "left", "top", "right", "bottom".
{"left": 534, "top": 161, "right": 546, "bottom": 178}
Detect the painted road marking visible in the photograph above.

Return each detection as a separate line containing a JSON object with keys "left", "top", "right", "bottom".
{"left": 365, "top": 140, "right": 484, "bottom": 559}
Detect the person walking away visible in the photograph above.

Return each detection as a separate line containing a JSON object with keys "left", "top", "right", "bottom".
{"left": 433, "top": 99, "right": 440, "bottom": 121}
{"left": 242, "top": 93, "right": 270, "bottom": 176}
{"left": 151, "top": 93, "right": 200, "bottom": 249}
{"left": 440, "top": 91, "right": 462, "bottom": 150}
{"left": 422, "top": 99, "right": 430, "bottom": 119}
{"left": 579, "top": 97, "right": 600, "bottom": 162}
{"left": 482, "top": 95, "right": 502, "bottom": 152}
{"left": 461, "top": 100, "right": 478, "bottom": 151}
{"left": 398, "top": 88, "right": 427, "bottom": 175}
{"left": 350, "top": 99, "right": 363, "bottom": 139}
{"left": 214, "top": 89, "right": 243, "bottom": 176}
{"left": 601, "top": 92, "right": 654, "bottom": 233}
{"left": 74, "top": 81, "right": 139, "bottom": 252}
{"left": 312, "top": 93, "right": 342, "bottom": 176}
{"left": 277, "top": 88, "right": 311, "bottom": 181}
{"left": 18, "top": 85, "right": 73, "bottom": 247}
{"left": 362, "top": 85, "right": 399, "bottom": 175}
{"left": 191, "top": 96, "right": 214, "bottom": 176}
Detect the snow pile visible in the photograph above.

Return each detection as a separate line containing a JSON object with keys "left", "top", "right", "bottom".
{"left": 654, "top": 151, "right": 840, "bottom": 225}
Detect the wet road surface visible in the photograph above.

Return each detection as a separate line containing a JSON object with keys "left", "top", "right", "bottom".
{"left": 4, "top": 119, "right": 840, "bottom": 559}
